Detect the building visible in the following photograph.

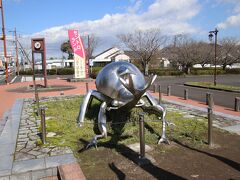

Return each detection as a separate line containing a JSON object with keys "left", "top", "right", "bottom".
{"left": 34, "top": 59, "right": 75, "bottom": 70}
{"left": 92, "top": 47, "right": 130, "bottom": 66}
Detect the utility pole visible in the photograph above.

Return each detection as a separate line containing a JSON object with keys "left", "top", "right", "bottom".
{"left": 0, "top": 0, "right": 8, "bottom": 83}
{"left": 14, "top": 28, "right": 19, "bottom": 76}
{"left": 87, "top": 34, "right": 90, "bottom": 78}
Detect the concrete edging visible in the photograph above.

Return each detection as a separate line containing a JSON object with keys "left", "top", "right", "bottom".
{"left": 0, "top": 98, "right": 77, "bottom": 178}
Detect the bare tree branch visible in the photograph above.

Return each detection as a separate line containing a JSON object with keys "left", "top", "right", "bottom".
{"left": 117, "top": 29, "right": 167, "bottom": 75}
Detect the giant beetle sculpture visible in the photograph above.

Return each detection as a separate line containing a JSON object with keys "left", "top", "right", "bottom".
{"left": 78, "top": 61, "right": 170, "bottom": 148}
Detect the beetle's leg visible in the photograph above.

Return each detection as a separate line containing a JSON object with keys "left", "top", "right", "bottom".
{"left": 78, "top": 90, "right": 109, "bottom": 126}
{"left": 140, "top": 92, "right": 170, "bottom": 144}
{"left": 86, "top": 101, "right": 107, "bottom": 149}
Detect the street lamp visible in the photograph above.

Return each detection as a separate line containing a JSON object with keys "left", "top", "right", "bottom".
{"left": 208, "top": 28, "right": 218, "bottom": 86}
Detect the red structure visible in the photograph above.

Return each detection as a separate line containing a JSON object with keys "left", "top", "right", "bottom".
{"left": 31, "top": 38, "right": 47, "bottom": 87}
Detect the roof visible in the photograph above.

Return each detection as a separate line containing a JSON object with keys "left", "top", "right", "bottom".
{"left": 93, "top": 47, "right": 116, "bottom": 58}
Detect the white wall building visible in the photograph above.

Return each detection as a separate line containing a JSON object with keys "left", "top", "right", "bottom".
{"left": 34, "top": 59, "right": 75, "bottom": 70}
{"left": 92, "top": 47, "right": 130, "bottom": 66}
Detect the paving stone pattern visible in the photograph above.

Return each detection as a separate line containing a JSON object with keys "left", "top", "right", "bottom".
{"left": 165, "top": 102, "right": 240, "bottom": 129}
{"left": 14, "top": 96, "right": 76, "bottom": 161}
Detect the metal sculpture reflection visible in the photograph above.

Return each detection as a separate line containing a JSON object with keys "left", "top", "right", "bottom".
{"left": 78, "top": 61, "right": 169, "bottom": 147}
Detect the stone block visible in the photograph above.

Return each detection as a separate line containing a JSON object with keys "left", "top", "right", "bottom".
{"left": 12, "top": 158, "right": 45, "bottom": 174}
{"left": 11, "top": 172, "right": 32, "bottom": 180}
{"left": 45, "top": 154, "right": 76, "bottom": 168}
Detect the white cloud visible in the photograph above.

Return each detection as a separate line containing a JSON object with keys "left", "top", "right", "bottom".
{"left": 218, "top": 14, "right": 240, "bottom": 29}
{"left": 217, "top": 0, "right": 240, "bottom": 29}
{"left": 127, "top": 0, "right": 142, "bottom": 14}
{"left": 21, "top": 0, "right": 201, "bottom": 57}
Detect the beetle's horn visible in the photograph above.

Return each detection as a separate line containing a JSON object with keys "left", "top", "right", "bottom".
{"left": 133, "top": 74, "right": 157, "bottom": 97}
{"left": 119, "top": 74, "right": 135, "bottom": 95}
{"left": 143, "top": 74, "right": 157, "bottom": 91}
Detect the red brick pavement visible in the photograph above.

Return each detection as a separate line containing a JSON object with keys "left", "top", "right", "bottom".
{"left": 0, "top": 78, "right": 96, "bottom": 120}
{"left": 0, "top": 78, "right": 239, "bottom": 120}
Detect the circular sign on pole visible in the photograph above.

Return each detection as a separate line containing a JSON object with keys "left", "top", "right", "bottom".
{"left": 89, "top": 59, "right": 94, "bottom": 67}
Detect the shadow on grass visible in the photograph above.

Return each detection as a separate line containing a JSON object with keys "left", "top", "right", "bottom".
{"left": 78, "top": 101, "right": 184, "bottom": 179}
{"left": 78, "top": 132, "right": 184, "bottom": 179}
{"left": 174, "top": 139, "right": 240, "bottom": 172}
{"left": 109, "top": 163, "right": 126, "bottom": 180}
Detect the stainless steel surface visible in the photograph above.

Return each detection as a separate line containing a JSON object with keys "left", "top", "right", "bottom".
{"left": 78, "top": 61, "right": 168, "bottom": 147}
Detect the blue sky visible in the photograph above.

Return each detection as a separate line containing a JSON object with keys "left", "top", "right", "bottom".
{"left": 2, "top": 0, "right": 240, "bottom": 57}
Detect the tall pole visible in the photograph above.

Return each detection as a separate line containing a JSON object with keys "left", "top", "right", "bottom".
{"left": 87, "top": 35, "right": 90, "bottom": 78}
{"left": 209, "top": 28, "right": 218, "bottom": 86}
{"left": 14, "top": 28, "right": 19, "bottom": 76}
{"left": 0, "top": 0, "right": 8, "bottom": 83}
{"left": 214, "top": 29, "right": 218, "bottom": 86}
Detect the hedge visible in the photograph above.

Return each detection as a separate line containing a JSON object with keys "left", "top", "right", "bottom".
{"left": 89, "top": 67, "right": 102, "bottom": 79}
{"left": 19, "top": 67, "right": 240, "bottom": 77}
{"left": 149, "top": 69, "right": 184, "bottom": 76}
{"left": 19, "top": 68, "right": 74, "bottom": 76}
{"left": 190, "top": 68, "right": 226, "bottom": 75}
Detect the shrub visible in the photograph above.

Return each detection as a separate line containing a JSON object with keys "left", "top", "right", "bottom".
{"left": 149, "top": 69, "right": 184, "bottom": 76}
{"left": 56, "top": 68, "right": 74, "bottom": 75}
{"left": 89, "top": 67, "right": 102, "bottom": 79}
{"left": 19, "top": 68, "right": 74, "bottom": 75}
{"left": 190, "top": 68, "right": 225, "bottom": 75}
{"left": 47, "top": 69, "right": 57, "bottom": 75}
{"left": 225, "top": 68, "right": 240, "bottom": 74}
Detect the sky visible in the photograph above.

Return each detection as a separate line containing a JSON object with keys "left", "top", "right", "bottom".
{"left": 2, "top": 0, "right": 240, "bottom": 58}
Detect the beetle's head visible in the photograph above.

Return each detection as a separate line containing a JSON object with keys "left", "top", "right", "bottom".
{"left": 117, "top": 65, "right": 157, "bottom": 98}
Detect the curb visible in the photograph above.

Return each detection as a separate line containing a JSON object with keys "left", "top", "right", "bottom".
{"left": 0, "top": 98, "right": 77, "bottom": 179}
{"left": 184, "top": 83, "right": 240, "bottom": 93}
{"left": 163, "top": 98, "right": 240, "bottom": 121}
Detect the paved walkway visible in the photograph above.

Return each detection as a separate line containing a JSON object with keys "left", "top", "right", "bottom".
{"left": 0, "top": 77, "right": 239, "bottom": 120}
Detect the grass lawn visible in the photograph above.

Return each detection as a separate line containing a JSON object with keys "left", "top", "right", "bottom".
{"left": 185, "top": 82, "right": 240, "bottom": 92}
{"left": 37, "top": 96, "right": 209, "bottom": 153}
{"left": 33, "top": 96, "right": 240, "bottom": 179}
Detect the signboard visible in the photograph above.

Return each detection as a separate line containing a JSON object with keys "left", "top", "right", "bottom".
{"left": 89, "top": 59, "right": 94, "bottom": 67}
{"left": 68, "top": 30, "right": 87, "bottom": 78}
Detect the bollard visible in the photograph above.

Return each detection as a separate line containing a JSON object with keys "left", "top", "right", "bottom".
{"left": 167, "top": 86, "right": 171, "bottom": 96}
{"left": 35, "top": 86, "right": 40, "bottom": 116}
{"left": 40, "top": 107, "right": 47, "bottom": 144}
{"left": 86, "top": 82, "right": 89, "bottom": 93}
{"left": 206, "top": 92, "right": 214, "bottom": 108}
{"left": 158, "top": 85, "right": 162, "bottom": 103}
{"left": 154, "top": 84, "right": 157, "bottom": 93}
{"left": 184, "top": 89, "right": 188, "bottom": 100}
{"left": 208, "top": 107, "right": 213, "bottom": 147}
{"left": 139, "top": 113, "right": 145, "bottom": 158}
{"left": 235, "top": 97, "right": 240, "bottom": 112}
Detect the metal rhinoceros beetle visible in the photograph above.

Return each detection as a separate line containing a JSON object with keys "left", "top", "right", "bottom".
{"left": 78, "top": 61, "right": 169, "bottom": 148}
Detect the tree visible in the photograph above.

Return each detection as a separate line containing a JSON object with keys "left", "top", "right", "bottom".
{"left": 60, "top": 40, "right": 73, "bottom": 59}
{"left": 165, "top": 35, "right": 199, "bottom": 74}
{"left": 196, "top": 42, "right": 214, "bottom": 68}
{"left": 82, "top": 34, "right": 100, "bottom": 61}
{"left": 163, "top": 35, "right": 215, "bottom": 73}
{"left": 219, "top": 38, "right": 240, "bottom": 70}
{"left": 118, "top": 29, "right": 167, "bottom": 75}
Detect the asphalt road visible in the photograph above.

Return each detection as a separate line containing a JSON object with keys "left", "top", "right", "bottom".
{"left": 153, "top": 74, "right": 240, "bottom": 109}
{"left": 1, "top": 74, "right": 240, "bottom": 109}
{"left": 0, "top": 74, "right": 17, "bottom": 85}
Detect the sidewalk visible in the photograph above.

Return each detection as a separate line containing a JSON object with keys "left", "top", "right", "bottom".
{"left": 0, "top": 78, "right": 94, "bottom": 120}
{"left": 0, "top": 77, "right": 239, "bottom": 122}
